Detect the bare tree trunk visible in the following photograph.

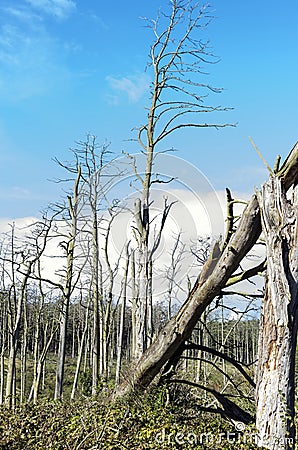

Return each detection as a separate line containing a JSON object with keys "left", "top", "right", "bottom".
{"left": 134, "top": 249, "right": 148, "bottom": 360}
{"left": 91, "top": 254, "right": 100, "bottom": 394}
{"left": 91, "top": 197, "right": 100, "bottom": 395}
{"left": 20, "top": 298, "right": 28, "bottom": 404}
{"left": 256, "top": 176, "right": 298, "bottom": 449}
{"left": 0, "top": 294, "right": 7, "bottom": 405}
{"left": 83, "top": 326, "right": 90, "bottom": 375}
{"left": 55, "top": 165, "right": 81, "bottom": 400}
{"left": 30, "top": 303, "right": 42, "bottom": 402}
{"left": 115, "top": 246, "right": 130, "bottom": 385}
{"left": 5, "top": 342, "right": 17, "bottom": 408}
{"left": 71, "top": 297, "right": 90, "bottom": 399}
{"left": 29, "top": 321, "right": 57, "bottom": 403}
{"left": 0, "top": 352, "right": 4, "bottom": 405}
{"left": 131, "top": 251, "right": 137, "bottom": 359}
{"left": 5, "top": 266, "right": 32, "bottom": 407}
{"left": 55, "top": 295, "right": 70, "bottom": 400}
{"left": 146, "top": 259, "right": 153, "bottom": 348}
{"left": 71, "top": 310, "right": 76, "bottom": 359}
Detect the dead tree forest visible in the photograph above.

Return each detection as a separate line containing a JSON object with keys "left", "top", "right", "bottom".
{"left": 0, "top": 2, "right": 297, "bottom": 450}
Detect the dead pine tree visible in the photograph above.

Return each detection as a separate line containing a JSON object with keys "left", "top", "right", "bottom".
{"left": 128, "top": 0, "right": 233, "bottom": 360}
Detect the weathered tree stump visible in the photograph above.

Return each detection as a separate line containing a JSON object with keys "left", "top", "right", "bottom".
{"left": 256, "top": 176, "right": 298, "bottom": 449}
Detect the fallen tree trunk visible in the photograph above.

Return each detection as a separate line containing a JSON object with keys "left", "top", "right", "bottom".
{"left": 115, "top": 194, "right": 262, "bottom": 397}
{"left": 115, "top": 143, "right": 298, "bottom": 445}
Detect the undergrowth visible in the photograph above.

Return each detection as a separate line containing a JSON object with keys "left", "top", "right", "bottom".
{"left": 0, "top": 385, "right": 265, "bottom": 449}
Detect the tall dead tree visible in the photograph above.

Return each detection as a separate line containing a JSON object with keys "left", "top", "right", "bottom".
{"left": 70, "top": 135, "right": 125, "bottom": 391}
{"left": 54, "top": 163, "right": 82, "bottom": 400}
{"left": 115, "top": 243, "right": 130, "bottom": 385}
{"left": 256, "top": 156, "right": 298, "bottom": 449}
{"left": 71, "top": 291, "right": 91, "bottom": 400}
{"left": 74, "top": 136, "right": 107, "bottom": 394}
{"left": 130, "top": 0, "right": 232, "bottom": 360}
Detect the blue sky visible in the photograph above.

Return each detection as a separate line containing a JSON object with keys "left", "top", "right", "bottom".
{"left": 1, "top": 0, "right": 298, "bottom": 218}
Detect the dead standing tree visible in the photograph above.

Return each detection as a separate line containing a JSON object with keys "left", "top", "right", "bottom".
{"left": 255, "top": 151, "right": 298, "bottom": 449}
{"left": 115, "top": 142, "right": 298, "bottom": 449}
{"left": 0, "top": 219, "right": 52, "bottom": 408}
{"left": 52, "top": 162, "right": 83, "bottom": 400}
{"left": 72, "top": 136, "right": 113, "bottom": 394}
{"left": 130, "top": 0, "right": 232, "bottom": 360}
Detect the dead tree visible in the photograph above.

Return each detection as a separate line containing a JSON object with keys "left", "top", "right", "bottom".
{"left": 75, "top": 136, "right": 112, "bottom": 393}
{"left": 256, "top": 170, "right": 298, "bottom": 449}
{"left": 71, "top": 291, "right": 91, "bottom": 400}
{"left": 54, "top": 163, "right": 82, "bottom": 400}
{"left": 115, "top": 193, "right": 262, "bottom": 397}
{"left": 28, "top": 266, "right": 58, "bottom": 404}
{"left": 115, "top": 243, "right": 130, "bottom": 385}
{"left": 114, "top": 142, "right": 298, "bottom": 448}
{"left": 69, "top": 135, "right": 126, "bottom": 391}
{"left": 129, "top": 0, "right": 233, "bottom": 360}
{"left": 0, "top": 219, "right": 52, "bottom": 408}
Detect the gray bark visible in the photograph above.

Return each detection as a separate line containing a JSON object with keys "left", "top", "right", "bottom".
{"left": 256, "top": 176, "right": 298, "bottom": 449}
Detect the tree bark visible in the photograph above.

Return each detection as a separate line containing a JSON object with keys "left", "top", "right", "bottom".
{"left": 255, "top": 176, "right": 298, "bottom": 449}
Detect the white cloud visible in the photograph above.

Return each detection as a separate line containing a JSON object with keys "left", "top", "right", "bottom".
{"left": 0, "top": 185, "right": 264, "bottom": 301}
{"left": 0, "top": 216, "right": 38, "bottom": 234}
{"left": 106, "top": 73, "right": 150, "bottom": 103}
{"left": 25, "top": 0, "right": 76, "bottom": 20}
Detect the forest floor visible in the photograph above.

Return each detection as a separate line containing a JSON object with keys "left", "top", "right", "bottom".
{"left": 1, "top": 354, "right": 296, "bottom": 449}
{"left": 0, "top": 381, "right": 270, "bottom": 450}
